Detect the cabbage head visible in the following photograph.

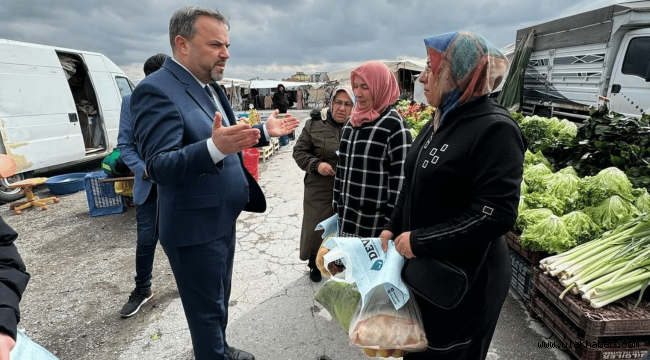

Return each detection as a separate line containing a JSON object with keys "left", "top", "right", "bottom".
{"left": 518, "top": 195, "right": 529, "bottom": 214}
{"left": 520, "top": 180, "right": 528, "bottom": 195}
{"left": 558, "top": 119, "right": 578, "bottom": 140}
{"left": 633, "top": 189, "right": 650, "bottom": 214}
{"left": 558, "top": 166, "right": 578, "bottom": 177}
{"left": 586, "top": 195, "right": 640, "bottom": 231}
{"left": 546, "top": 172, "right": 582, "bottom": 213}
{"left": 520, "top": 215, "right": 576, "bottom": 254}
{"left": 525, "top": 193, "right": 565, "bottom": 215}
{"left": 524, "top": 150, "right": 552, "bottom": 170}
{"left": 515, "top": 208, "right": 554, "bottom": 233}
{"left": 579, "top": 167, "right": 635, "bottom": 207}
{"left": 524, "top": 163, "right": 554, "bottom": 194}
{"left": 560, "top": 211, "right": 602, "bottom": 245}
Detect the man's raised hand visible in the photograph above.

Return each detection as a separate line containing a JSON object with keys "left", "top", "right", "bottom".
{"left": 211, "top": 111, "right": 261, "bottom": 154}
{"left": 266, "top": 110, "right": 300, "bottom": 137}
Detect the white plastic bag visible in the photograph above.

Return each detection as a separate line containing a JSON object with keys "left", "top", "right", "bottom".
{"left": 320, "top": 237, "right": 410, "bottom": 310}
{"left": 349, "top": 286, "right": 428, "bottom": 354}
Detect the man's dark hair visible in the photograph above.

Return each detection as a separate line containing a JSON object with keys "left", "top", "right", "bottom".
{"left": 143, "top": 53, "right": 168, "bottom": 76}
{"left": 169, "top": 6, "right": 229, "bottom": 53}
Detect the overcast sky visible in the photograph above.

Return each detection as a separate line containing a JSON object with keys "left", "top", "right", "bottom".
{"left": 0, "top": 0, "right": 630, "bottom": 81}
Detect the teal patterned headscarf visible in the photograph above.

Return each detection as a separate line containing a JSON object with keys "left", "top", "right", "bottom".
{"left": 424, "top": 32, "right": 508, "bottom": 126}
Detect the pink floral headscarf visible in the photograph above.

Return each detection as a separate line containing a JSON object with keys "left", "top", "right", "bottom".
{"left": 349, "top": 61, "right": 400, "bottom": 127}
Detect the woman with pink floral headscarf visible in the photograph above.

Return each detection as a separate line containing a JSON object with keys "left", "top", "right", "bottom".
{"left": 380, "top": 32, "right": 526, "bottom": 360}
{"left": 333, "top": 61, "right": 413, "bottom": 238}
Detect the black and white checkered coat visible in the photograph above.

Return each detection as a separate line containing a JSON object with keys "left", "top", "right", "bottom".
{"left": 333, "top": 108, "right": 412, "bottom": 237}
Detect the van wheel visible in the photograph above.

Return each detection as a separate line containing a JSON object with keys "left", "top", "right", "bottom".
{"left": 535, "top": 107, "right": 552, "bottom": 119}
{"left": 0, "top": 173, "right": 27, "bottom": 203}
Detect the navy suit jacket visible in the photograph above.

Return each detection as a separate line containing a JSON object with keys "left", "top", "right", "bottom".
{"left": 117, "top": 94, "right": 154, "bottom": 205}
{"left": 131, "top": 58, "right": 268, "bottom": 247}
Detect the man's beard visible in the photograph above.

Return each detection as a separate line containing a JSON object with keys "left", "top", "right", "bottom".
{"left": 210, "top": 65, "right": 225, "bottom": 82}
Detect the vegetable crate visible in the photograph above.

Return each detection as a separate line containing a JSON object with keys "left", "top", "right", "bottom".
{"left": 509, "top": 249, "right": 533, "bottom": 303}
{"left": 530, "top": 268, "right": 650, "bottom": 360}
{"left": 531, "top": 268, "right": 650, "bottom": 338}
{"left": 83, "top": 171, "right": 124, "bottom": 217}
{"left": 505, "top": 230, "right": 549, "bottom": 266}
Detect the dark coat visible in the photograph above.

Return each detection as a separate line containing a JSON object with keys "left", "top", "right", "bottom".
{"left": 385, "top": 96, "right": 525, "bottom": 360}
{"left": 118, "top": 94, "right": 155, "bottom": 205}
{"left": 0, "top": 216, "right": 29, "bottom": 341}
{"left": 292, "top": 110, "right": 342, "bottom": 260}
{"left": 272, "top": 87, "right": 290, "bottom": 112}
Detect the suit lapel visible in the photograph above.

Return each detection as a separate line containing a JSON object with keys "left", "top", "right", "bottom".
{"left": 163, "top": 59, "right": 219, "bottom": 121}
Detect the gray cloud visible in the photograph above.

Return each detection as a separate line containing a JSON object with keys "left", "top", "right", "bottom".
{"left": 0, "top": 0, "right": 628, "bottom": 80}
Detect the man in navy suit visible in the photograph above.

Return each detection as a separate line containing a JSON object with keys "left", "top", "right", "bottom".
{"left": 117, "top": 53, "right": 167, "bottom": 318}
{"left": 131, "top": 6, "right": 299, "bottom": 360}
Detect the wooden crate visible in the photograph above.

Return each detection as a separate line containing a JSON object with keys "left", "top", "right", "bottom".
{"left": 530, "top": 290, "right": 650, "bottom": 360}
{"left": 532, "top": 268, "right": 650, "bottom": 339}
{"left": 506, "top": 231, "right": 550, "bottom": 266}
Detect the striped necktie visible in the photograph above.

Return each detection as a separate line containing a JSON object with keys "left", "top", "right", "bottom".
{"left": 204, "top": 85, "right": 228, "bottom": 126}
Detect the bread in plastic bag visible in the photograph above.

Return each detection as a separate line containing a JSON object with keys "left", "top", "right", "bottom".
{"left": 349, "top": 286, "right": 427, "bottom": 353}
{"left": 314, "top": 280, "right": 361, "bottom": 332}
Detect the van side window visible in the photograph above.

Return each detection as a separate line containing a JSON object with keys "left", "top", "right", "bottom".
{"left": 621, "top": 37, "right": 650, "bottom": 78}
{"left": 115, "top": 76, "right": 133, "bottom": 98}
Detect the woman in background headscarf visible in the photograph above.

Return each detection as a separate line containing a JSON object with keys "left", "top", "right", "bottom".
{"left": 293, "top": 86, "right": 355, "bottom": 282}
{"left": 380, "top": 32, "right": 525, "bottom": 360}
{"left": 333, "top": 61, "right": 412, "bottom": 238}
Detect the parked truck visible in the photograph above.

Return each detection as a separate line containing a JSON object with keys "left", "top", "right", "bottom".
{"left": 500, "top": 1, "right": 650, "bottom": 121}
{"left": 0, "top": 39, "right": 134, "bottom": 202}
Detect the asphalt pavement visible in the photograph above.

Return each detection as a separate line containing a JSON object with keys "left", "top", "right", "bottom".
{"left": 7, "top": 109, "right": 573, "bottom": 360}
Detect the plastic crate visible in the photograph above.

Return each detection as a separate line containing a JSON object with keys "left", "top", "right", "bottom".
{"left": 506, "top": 230, "right": 550, "bottom": 266}
{"left": 530, "top": 290, "right": 650, "bottom": 360}
{"left": 532, "top": 268, "right": 650, "bottom": 339}
{"left": 509, "top": 249, "right": 533, "bottom": 302}
{"left": 84, "top": 171, "right": 124, "bottom": 217}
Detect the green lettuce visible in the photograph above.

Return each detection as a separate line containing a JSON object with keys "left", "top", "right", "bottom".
{"left": 520, "top": 180, "right": 528, "bottom": 195}
{"left": 546, "top": 172, "right": 582, "bottom": 213}
{"left": 633, "top": 189, "right": 650, "bottom": 214}
{"left": 515, "top": 208, "right": 554, "bottom": 233}
{"left": 525, "top": 193, "right": 565, "bottom": 215}
{"left": 314, "top": 281, "right": 361, "bottom": 332}
{"left": 524, "top": 150, "right": 552, "bottom": 170}
{"left": 520, "top": 116, "right": 555, "bottom": 145}
{"left": 558, "top": 166, "right": 578, "bottom": 177}
{"left": 520, "top": 215, "right": 576, "bottom": 254}
{"left": 586, "top": 195, "right": 640, "bottom": 231}
{"left": 519, "top": 195, "right": 529, "bottom": 214}
{"left": 558, "top": 119, "right": 578, "bottom": 139}
{"left": 579, "top": 167, "right": 635, "bottom": 207}
{"left": 524, "top": 163, "right": 554, "bottom": 194}
{"left": 560, "top": 211, "right": 602, "bottom": 245}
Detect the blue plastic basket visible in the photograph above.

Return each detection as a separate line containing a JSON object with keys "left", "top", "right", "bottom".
{"left": 45, "top": 172, "right": 87, "bottom": 195}
{"left": 84, "top": 171, "right": 124, "bottom": 217}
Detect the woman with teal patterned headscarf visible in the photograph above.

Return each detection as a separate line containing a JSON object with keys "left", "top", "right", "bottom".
{"left": 380, "top": 32, "right": 525, "bottom": 360}
{"left": 422, "top": 31, "right": 508, "bottom": 130}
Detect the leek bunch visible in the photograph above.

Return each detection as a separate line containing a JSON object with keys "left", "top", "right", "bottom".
{"left": 539, "top": 213, "right": 650, "bottom": 309}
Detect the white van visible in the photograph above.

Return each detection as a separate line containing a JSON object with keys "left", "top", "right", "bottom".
{"left": 0, "top": 39, "right": 134, "bottom": 202}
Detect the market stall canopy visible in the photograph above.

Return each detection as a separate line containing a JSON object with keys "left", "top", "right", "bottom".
{"left": 326, "top": 59, "right": 425, "bottom": 85}
{"left": 248, "top": 79, "right": 320, "bottom": 90}
{"left": 218, "top": 77, "right": 251, "bottom": 88}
